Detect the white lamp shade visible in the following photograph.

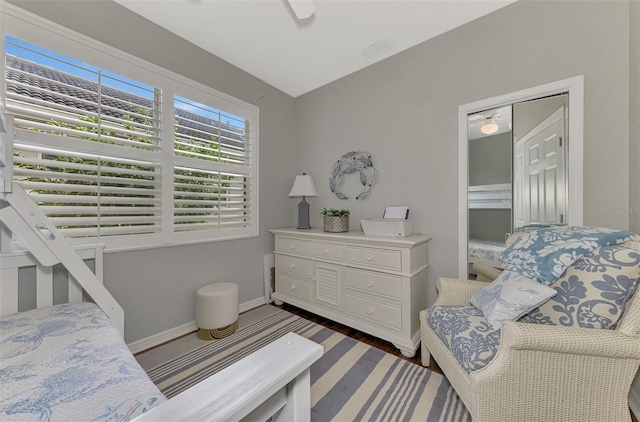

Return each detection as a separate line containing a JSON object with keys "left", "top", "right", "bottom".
{"left": 289, "top": 174, "right": 318, "bottom": 197}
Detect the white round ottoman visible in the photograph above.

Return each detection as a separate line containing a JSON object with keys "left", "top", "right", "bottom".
{"left": 195, "top": 282, "right": 239, "bottom": 340}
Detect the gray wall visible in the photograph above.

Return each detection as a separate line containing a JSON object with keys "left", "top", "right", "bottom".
{"left": 629, "top": 0, "right": 640, "bottom": 404}
{"left": 468, "top": 130, "right": 512, "bottom": 243}
{"left": 468, "top": 131, "right": 512, "bottom": 244}
{"left": 631, "top": 0, "right": 640, "bottom": 235}
{"left": 469, "top": 209, "right": 511, "bottom": 243}
{"left": 9, "top": 0, "right": 298, "bottom": 343}
{"left": 295, "top": 0, "right": 632, "bottom": 306}
{"left": 468, "top": 132, "right": 511, "bottom": 186}
{"left": 513, "top": 95, "right": 568, "bottom": 143}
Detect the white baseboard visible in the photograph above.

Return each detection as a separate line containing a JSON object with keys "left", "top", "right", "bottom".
{"left": 630, "top": 381, "right": 640, "bottom": 420}
{"left": 127, "top": 296, "right": 267, "bottom": 354}
{"left": 128, "top": 320, "right": 197, "bottom": 354}
{"left": 240, "top": 296, "right": 267, "bottom": 313}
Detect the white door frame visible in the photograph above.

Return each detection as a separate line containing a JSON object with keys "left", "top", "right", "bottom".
{"left": 458, "top": 76, "right": 584, "bottom": 279}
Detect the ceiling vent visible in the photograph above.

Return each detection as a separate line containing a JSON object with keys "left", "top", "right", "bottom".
{"left": 359, "top": 37, "right": 393, "bottom": 60}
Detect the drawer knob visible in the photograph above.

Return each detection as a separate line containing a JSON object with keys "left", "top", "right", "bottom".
{"left": 366, "top": 281, "right": 374, "bottom": 288}
{"left": 366, "top": 254, "right": 373, "bottom": 261}
{"left": 289, "top": 263, "right": 295, "bottom": 269}
{"left": 367, "top": 307, "right": 374, "bottom": 315}
{"left": 290, "top": 284, "right": 296, "bottom": 290}
{"left": 289, "top": 244, "right": 295, "bottom": 249}
{"left": 322, "top": 248, "right": 329, "bottom": 255}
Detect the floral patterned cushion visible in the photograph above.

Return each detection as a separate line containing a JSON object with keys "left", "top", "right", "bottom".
{"left": 502, "top": 226, "right": 639, "bottom": 285}
{"left": 470, "top": 270, "right": 557, "bottom": 330}
{"left": 522, "top": 243, "right": 640, "bottom": 328}
{"left": 427, "top": 305, "right": 500, "bottom": 374}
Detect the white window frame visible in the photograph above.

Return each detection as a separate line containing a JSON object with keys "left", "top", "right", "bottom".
{"left": 0, "top": 2, "right": 259, "bottom": 252}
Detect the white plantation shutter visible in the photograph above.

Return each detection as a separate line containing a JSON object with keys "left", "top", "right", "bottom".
{"left": 12, "top": 145, "right": 161, "bottom": 238}
{"left": 173, "top": 168, "right": 251, "bottom": 232}
{"left": 2, "top": 26, "right": 258, "bottom": 250}
{"left": 6, "top": 38, "right": 163, "bottom": 241}
{"left": 5, "top": 47, "right": 159, "bottom": 151}
{"left": 173, "top": 96, "right": 252, "bottom": 233}
{"left": 174, "top": 96, "right": 248, "bottom": 166}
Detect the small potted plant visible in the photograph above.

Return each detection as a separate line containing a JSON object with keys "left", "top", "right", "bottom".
{"left": 321, "top": 208, "right": 350, "bottom": 233}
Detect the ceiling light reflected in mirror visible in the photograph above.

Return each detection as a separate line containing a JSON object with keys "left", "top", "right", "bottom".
{"left": 480, "top": 121, "right": 499, "bottom": 135}
{"left": 468, "top": 106, "right": 512, "bottom": 140}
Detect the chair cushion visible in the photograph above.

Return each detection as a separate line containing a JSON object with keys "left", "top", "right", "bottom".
{"left": 427, "top": 305, "right": 500, "bottom": 374}
{"left": 470, "top": 270, "right": 557, "bottom": 330}
{"left": 522, "top": 243, "right": 640, "bottom": 328}
{"left": 502, "top": 226, "right": 639, "bottom": 285}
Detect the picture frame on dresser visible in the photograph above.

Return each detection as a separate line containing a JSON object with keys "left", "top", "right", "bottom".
{"left": 270, "top": 228, "right": 431, "bottom": 357}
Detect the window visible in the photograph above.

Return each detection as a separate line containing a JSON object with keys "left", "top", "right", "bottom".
{"left": 1, "top": 7, "right": 258, "bottom": 251}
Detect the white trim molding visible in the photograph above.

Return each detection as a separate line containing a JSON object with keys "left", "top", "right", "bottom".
{"left": 127, "top": 296, "right": 267, "bottom": 354}
{"left": 458, "top": 76, "right": 584, "bottom": 278}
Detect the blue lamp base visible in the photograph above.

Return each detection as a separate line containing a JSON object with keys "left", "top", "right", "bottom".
{"left": 297, "top": 196, "right": 311, "bottom": 229}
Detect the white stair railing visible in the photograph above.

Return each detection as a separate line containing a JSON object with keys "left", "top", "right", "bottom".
{"left": 0, "top": 114, "right": 13, "bottom": 194}
{"left": 0, "top": 113, "right": 124, "bottom": 337}
{"left": 0, "top": 184, "right": 125, "bottom": 337}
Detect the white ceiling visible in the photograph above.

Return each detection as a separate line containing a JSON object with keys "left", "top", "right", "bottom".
{"left": 114, "top": 0, "right": 517, "bottom": 98}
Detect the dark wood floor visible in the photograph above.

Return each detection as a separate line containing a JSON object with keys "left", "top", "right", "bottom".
{"left": 275, "top": 303, "right": 443, "bottom": 374}
{"left": 276, "top": 303, "right": 639, "bottom": 422}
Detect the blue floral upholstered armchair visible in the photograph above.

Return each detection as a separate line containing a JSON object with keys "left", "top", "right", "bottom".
{"left": 420, "top": 226, "right": 640, "bottom": 422}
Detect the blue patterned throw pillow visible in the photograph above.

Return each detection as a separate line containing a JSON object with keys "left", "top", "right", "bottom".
{"left": 501, "top": 226, "right": 639, "bottom": 285}
{"left": 470, "top": 270, "right": 557, "bottom": 330}
{"left": 522, "top": 243, "right": 640, "bottom": 329}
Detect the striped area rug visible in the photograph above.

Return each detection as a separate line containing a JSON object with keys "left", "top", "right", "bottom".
{"left": 146, "top": 309, "right": 470, "bottom": 422}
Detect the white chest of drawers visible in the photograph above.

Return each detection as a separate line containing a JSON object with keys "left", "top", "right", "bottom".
{"left": 270, "top": 228, "right": 431, "bottom": 357}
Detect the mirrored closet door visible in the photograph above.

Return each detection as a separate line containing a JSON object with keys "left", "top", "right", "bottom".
{"left": 457, "top": 76, "right": 584, "bottom": 279}
{"left": 466, "top": 94, "right": 569, "bottom": 277}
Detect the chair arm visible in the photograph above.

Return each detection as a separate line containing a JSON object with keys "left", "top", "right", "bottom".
{"left": 432, "top": 277, "right": 491, "bottom": 306}
{"left": 499, "top": 321, "right": 640, "bottom": 359}
{"left": 468, "top": 322, "right": 640, "bottom": 422}
{"left": 472, "top": 262, "right": 503, "bottom": 281}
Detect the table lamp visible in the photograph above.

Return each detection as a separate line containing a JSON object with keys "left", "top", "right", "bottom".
{"left": 288, "top": 173, "right": 318, "bottom": 229}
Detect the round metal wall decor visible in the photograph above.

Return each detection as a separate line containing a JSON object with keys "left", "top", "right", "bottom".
{"left": 330, "top": 151, "right": 377, "bottom": 200}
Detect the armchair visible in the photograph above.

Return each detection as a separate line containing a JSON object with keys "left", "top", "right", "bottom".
{"left": 420, "top": 242, "right": 640, "bottom": 422}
